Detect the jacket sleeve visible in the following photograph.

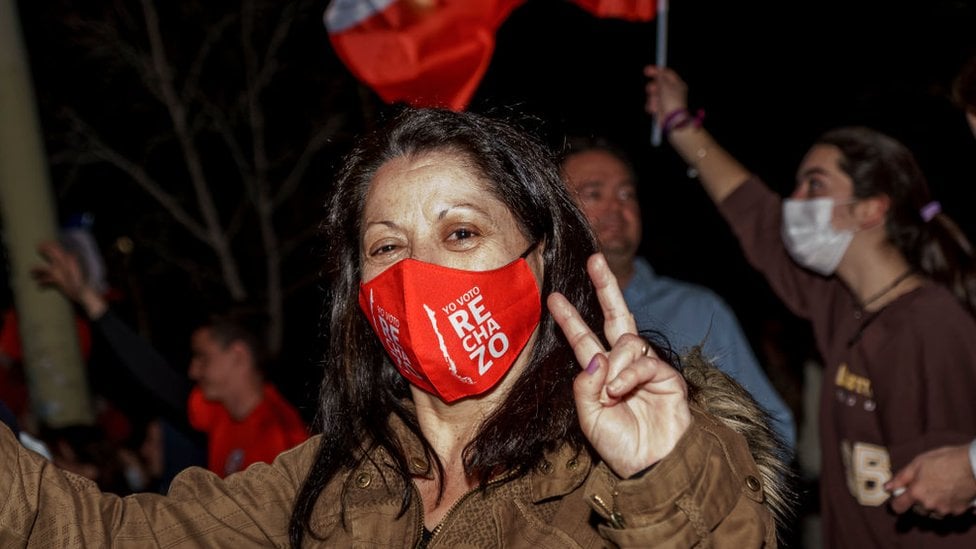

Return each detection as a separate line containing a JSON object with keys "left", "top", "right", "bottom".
{"left": 583, "top": 411, "right": 778, "bottom": 548}
{"left": 699, "top": 297, "right": 796, "bottom": 452}
{"left": 0, "top": 421, "right": 318, "bottom": 548}
{"left": 92, "top": 310, "right": 192, "bottom": 417}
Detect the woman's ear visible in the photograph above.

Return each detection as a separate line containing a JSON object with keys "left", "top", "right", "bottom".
{"left": 526, "top": 238, "right": 546, "bottom": 287}
{"left": 856, "top": 194, "right": 891, "bottom": 230}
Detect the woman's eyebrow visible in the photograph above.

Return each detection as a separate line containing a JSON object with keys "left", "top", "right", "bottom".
{"left": 437, "top": 202, "right": 489, "bottom": 220}
{"left": 363, "top": 220, "right": 399, "bottom": 230}
{"left": 798, "top": 166, "right": 830, "bottom": 179}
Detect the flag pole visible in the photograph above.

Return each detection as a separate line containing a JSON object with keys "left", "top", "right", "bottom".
{"left": 650, "top": 0, "right": 669, "bottom": 146}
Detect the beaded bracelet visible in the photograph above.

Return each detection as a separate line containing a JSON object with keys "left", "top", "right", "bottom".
{"left": 661, "top": 108, "right": 705, "bottom": 135}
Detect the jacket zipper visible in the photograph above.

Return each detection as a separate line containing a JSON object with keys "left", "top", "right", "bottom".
{"left": 591, "top": 494, "right": 626, "bottom": 529}
{"left": 412, "top": 483, "right": 426, "bottom": 549}
{"left": 413, "top": 470, "right": 515, "bottom": 548}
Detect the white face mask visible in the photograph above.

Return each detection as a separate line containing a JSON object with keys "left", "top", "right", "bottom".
{"left": 781, "top": 197, "right": 854, "bottom": 275}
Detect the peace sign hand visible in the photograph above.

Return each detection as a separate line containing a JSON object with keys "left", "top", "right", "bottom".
{"left": 547, "top": 253, "right": 691, "bottom": 478}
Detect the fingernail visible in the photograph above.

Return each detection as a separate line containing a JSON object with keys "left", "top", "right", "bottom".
{"left": 892, "top": 487, "right": 906, "bottom": 497}
{"left": 585, "top": 355, "right": 600, "bottom": 374}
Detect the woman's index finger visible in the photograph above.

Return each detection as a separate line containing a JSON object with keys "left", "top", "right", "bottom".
{"left": 587, "top": 254, "right": 637, "bottom": 346}
{"left": 546, "top": 292, "right": 606, "bottom": 370}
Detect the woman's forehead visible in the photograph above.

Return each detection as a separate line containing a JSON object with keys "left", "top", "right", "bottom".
{"left": 366, "top": 152, "right": 489, "bottom": 205}
{"left": 797, "top": 145, "right": 843, "bottom": 176}
{"left": 359, "top": 157, "right": 513, "bottom": 237}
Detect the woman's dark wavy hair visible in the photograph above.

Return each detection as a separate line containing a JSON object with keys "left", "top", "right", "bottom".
{"left": 816, "top": 126, "right": 976, "bottom": 315}
{"left": 288, "top": 107, "right": 608, "bottom": 546}
{"left": 950, "top": 53, "right": 976, "bottom": 113}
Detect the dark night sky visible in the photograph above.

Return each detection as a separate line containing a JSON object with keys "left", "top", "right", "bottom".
{"left": 475, "top": 0, "right": 976, "bottom": 354}
{"left": 12, "top": 0, "right": 976, "bottom": 413}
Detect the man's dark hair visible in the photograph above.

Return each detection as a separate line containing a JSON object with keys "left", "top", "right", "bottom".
{"left": 199, "top": 306, "right": 270, "bottom": 374}
{"left": 559, "top": 134, "right": 638, "bottom": 177}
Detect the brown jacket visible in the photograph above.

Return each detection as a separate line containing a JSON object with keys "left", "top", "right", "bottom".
{"left": 0, "top": 410, "right": 776, "bottom": 548}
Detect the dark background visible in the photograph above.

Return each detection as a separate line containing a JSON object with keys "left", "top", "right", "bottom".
{"left": 11, "top": 0, "right": 976, "bottom": 419}
{"left": 483, "top": 0, "right": 976, "bottom": 409}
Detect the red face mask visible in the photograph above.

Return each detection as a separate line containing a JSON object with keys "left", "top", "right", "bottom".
{"left": 358, "top": 252, "right": 541, "bottom": 402}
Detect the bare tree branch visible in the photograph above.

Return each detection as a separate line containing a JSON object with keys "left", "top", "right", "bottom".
{"left": 283, "top": 271, "right": 323, "bottom": 301}
{"left": 68, "top": 115, "right": 210, "bottom": 242}
{"left": 182, "top": 13, "right": 236, "bottom": 101}
{"left": 280, "top": 222, "right": 325, "bottom": 260}
{"left": 51, "top": 0, "right": 344, "bottom": 355}
{"left": 198, "top": 93, "right": 254, "bottom": 241}
{"left": 140, "top": 0, "right": 247, "bottom": 300}
{"left": 241, "top": 0, "right": 269, "bottom": 192}
{"left": 201, "top": 100, "right": 255, "bottom": 188}
{"left": 74, "top": 18, "right": 164, "bottom": 104}
{"left": 239, "top": 0, "right": 285, "bottom": 350}
{"left": 253, "top": 2, "right": 297, "bottom": 94}
{"left": 274, "top": 114, "right": 345, "bottom": 207}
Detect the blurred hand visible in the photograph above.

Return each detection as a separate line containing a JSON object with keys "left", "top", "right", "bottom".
{"left": 31, "top": 241, "right": 107, "bottom": 318}
{"left": 885, "top": 443, "right": 976, "bottom": 518}
{"left": 547, "top": 253, "right": 691, "bottom": 478}
{"left": 643, "top": 65, "right": 690, "bottom": 121}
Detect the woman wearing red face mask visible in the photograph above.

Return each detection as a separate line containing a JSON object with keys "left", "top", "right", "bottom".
{"left": 0, "top": 108, "right": 791, "bottom": 546}
{"left": 645, "top": 65, "right": 976, "bottom": 547}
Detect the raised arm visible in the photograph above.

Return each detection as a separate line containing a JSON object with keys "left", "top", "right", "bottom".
{"left": 643, "top": 66, "right": 752, "bottom": 204}
{"left": 32, "top": 241, "right": 191, "bottom": 415}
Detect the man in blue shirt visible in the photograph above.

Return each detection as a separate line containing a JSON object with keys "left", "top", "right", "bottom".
{"left": 560, "top": 137, "right": 796, "bottom": 450}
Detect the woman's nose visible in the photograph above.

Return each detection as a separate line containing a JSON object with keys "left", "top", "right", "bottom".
{"left": 408, "top": 242, "right": 441, "bottom": 265}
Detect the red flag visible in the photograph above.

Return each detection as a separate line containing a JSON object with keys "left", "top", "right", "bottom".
{"left": 568, "top": 0, "right": 656, "bottom": 22}
{"left": 324, "top": 0, "right": 525, "bottom": 111}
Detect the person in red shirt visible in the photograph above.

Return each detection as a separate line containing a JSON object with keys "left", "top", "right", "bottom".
{"left": 0, "top": 308, "right": 92, "bottom": 423}
{"left": 185, "top": 311, "right": 308, "bottom": 476}
{"left": 32, "top": 241, "right": 308, "bottom": 478}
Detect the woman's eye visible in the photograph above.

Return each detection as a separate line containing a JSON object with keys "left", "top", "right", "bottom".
{"left": 449, "top": 227, "right": 478, "bottom": 241}
{"left": 802, "top": 178, "right": 823, "bottom": 197}
{"left": 368, "top": 243, "right": 398, "bottom": 256}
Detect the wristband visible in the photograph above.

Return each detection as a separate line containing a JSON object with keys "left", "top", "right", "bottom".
{"left": 969, "top": 438, "right": 976, "bottom": 507}
{"left": 661, "top": 108, "right": 689, "bottom": 134}
{"left": 661, "top": 108, "right": 705, "bottom": 135}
